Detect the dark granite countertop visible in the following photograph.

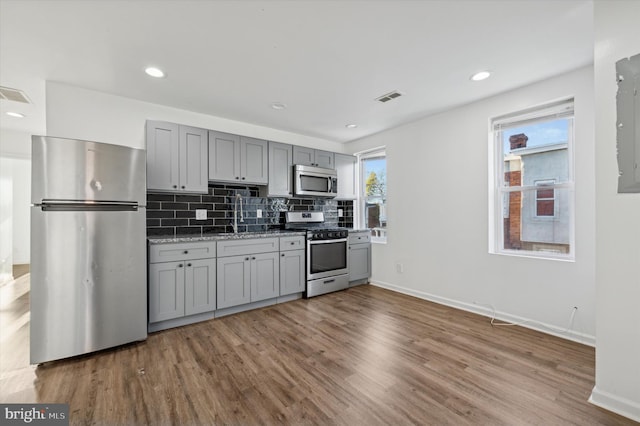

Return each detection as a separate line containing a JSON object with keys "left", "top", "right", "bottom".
{"left": 148, "top": 230, "right": 306, "bottom": 245}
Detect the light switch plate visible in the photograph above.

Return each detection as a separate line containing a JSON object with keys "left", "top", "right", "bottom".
{"left": 256, "top": 209, "right": 263, "bottom": 218}
{"left": 195, "top": 209, "right": 207, "bottom": 220}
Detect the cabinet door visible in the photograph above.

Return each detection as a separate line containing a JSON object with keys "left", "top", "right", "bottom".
{"left": 185, "top": 258, "right": 216, "bottom": 316}
{"left": 209, "top": 131, "right": 241, "bottom": 182}
{"left": 147, "top": 121, "right": 180, "bottom": 191}
{"left": 279, "top": 249, "right": 305, "bottom": 296}
{"left": 180, "top": 125, "right": 208, "bottom": 193}
{"left": 149, "top": 261, "right": 185, "bottom": 323}
{"left": 349, "top": 244, "right": 371, "bottom": 282}
{"left": 268, "top": 142, "right": 293, "bottom": 197}
{"left": 217, "top": 255, "right": 251, "bottom": 309}
{"left": 250, "top": 252, "right": 280, "bottom": 302}
{"left": 293, "top": 146, "right": 315, "bottom": 166}
{"left": 335, "top": 153, "right": 357, "bottom": 200}
{"left": 240, "top": 136, "right": 268, "bottom": 184}
{"left": 314, "top": 150, "right": 335, "bottom": 169}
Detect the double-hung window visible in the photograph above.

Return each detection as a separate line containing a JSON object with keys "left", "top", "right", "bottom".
{"left": 490, "top": 99, "right": 574, "bottom": 260}
{"left": 358, "top": 147, "right": 387, "bottom": 243}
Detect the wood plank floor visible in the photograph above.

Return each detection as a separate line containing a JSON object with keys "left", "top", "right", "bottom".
{"left": 1, "top": 277, "right": 637, "bottom": 425}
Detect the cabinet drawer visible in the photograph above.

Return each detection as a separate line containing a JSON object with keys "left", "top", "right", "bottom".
{"left": 348, "top": 232, "right": 371, "bottom": 244}
{"left": 149, "top": 241, "right": 216, "bottom": 263}
{"left": 280, "top": 235, "right": 305, "bottom": 251}
{"left": 217, "top": 237, "right": 280, "bottom": 257}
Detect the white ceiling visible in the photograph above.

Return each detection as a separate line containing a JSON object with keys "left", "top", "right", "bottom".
{"left": 0, "top": 0, "right": 593, "bottom": 143}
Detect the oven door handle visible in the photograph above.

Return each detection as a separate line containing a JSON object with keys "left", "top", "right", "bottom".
{"left": 307, "top": 238, "right": 348, "bottom": 245}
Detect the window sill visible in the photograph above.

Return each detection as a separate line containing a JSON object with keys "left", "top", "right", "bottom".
{"left": 490, "top": 250, "right": 575, "bottom": 262}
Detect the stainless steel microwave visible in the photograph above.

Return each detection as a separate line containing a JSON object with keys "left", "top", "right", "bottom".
{"left": 294, "top": 164, "right": 338, "bottom": 198}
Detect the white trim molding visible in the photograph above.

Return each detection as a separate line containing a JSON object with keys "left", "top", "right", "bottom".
{"left": 369, "top": 280, "right": 596, "bottom": 347}
{"left": 589, "top": 386, "right": 640, "bottom": 423}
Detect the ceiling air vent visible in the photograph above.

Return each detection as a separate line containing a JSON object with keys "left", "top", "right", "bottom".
{"left": 375, "top": 90, "right": 403, "bottom": 103}
{"left": 0, "top": 86, "right": 31, "bottom": 104}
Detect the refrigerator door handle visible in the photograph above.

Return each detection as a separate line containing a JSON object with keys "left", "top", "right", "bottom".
{"left": 40, "top": 201, "right": 139, "bottom": 212}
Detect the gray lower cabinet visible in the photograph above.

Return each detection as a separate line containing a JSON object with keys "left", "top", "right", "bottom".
{"left": 279, "top": 249, "right": 305, "bottom": 296}
{"left": 216, "top": 238, "right": 281, "bottom": 309}
{"left": 148, "top": 241, "right": 216, "bottom": 327}
{"left": 348, "top": 232, "right": 372, "bottom": 283}
{"left": 149, "top": 257, "right": 216, "bottom": 323}
{"left": 146, "top": 121, "right": 208, "bottom": 193}
{"left": 279, "top": 235, "right": 305, "bottom": 296}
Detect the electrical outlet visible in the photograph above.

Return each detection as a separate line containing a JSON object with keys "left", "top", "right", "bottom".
{"left": 195, "top": 209, "right": 207, "bottom": 220}
{"left": 256, "top": 209, "right": 262, "bottom": 218}
{"left": 396, "top": 263, "right": 404, "bottom": 273}
{"left": 338, "top": 209, "right": 344, "bottom": 217}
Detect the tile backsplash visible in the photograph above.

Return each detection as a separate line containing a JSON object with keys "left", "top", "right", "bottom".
{"left": 147, "top": 183, "right": 354, "bottom": 237}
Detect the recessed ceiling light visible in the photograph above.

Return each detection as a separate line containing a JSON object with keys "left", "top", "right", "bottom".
{"left": 345, "top": 124, "right": 358, "bottom": 129}
{"left": 145, "top": 67, "right": 165, "bottom": 78}
{"left": 271, "top": 102, "right": 287, "bottom": 110}
{"left": 6, "top": 111, "right": 25, "bottom": 118}
{"left": 470, "top": 71, "right": 491, "bottom": 81}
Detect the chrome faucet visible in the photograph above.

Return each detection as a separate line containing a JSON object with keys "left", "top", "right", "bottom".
{"left": 232, "top": 193, "right": 244, "bottom": 233}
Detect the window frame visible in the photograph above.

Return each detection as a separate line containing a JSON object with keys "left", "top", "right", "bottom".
{"left": 356, "top": 147, "right": 387, "bottom": 244}
{"left": 489, "top": 98, "right": 575, "bottom": 261}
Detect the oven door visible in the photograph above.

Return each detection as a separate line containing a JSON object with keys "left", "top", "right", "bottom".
{"left": 307, "top": 238, "right": 349, "bottom": 280}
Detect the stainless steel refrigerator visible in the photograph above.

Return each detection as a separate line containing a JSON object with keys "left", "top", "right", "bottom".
{"left": 30, "top": 136, "right": 147, "bottom": 364}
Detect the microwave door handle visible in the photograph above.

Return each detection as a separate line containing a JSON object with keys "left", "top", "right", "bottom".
{"left": 328, "top": 177, "right": 332, "bottom": 193}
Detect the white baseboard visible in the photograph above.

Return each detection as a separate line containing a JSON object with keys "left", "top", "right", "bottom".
{"left": 589, "top": 386, "right": 640, "bottom": 422}
{"left": 369, "top": 280, "right": 596, "bottom": 347}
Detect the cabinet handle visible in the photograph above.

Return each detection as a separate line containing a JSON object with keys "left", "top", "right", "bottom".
{"left": 241, "top": 177, "right": 245, "bottom": 180}
{"left": 173, "top": 185, "right": 178, "bottom": 189}
{"left": 181, "top": 185, "right": 185, "bottom": 189}
{"left": 281, "top": 253, "right": 285, "bottom": 257}
{"left": 187, "top": 263, "right": 192, "bottom": 267}
{"left": 252, "top": 257, "right": 256, "bottom": 260}
{"left": 290, "top": 242, "right": 295, "bottom": 245}
{"left": 178, "top": 264, "right": 183, "bottom": 268}
{"left": 236, "top": 177, "right": 240, "bottom": 180}
{"left": 183, "top": 250, "right": 189, "bottom": 254}
{"left": 245, "top": 257, "right": 249, "bottom": 261}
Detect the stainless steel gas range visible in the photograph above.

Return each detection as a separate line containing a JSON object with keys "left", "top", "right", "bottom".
{"left": 285, "top": 211, "right": 349, "bottom": 298}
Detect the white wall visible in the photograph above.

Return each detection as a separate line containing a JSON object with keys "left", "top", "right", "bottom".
{"left": 591, "top": 1, "right": 640, "bottom": 421}
{"left": 46, "top": 82, "right": 344, "bottom": 153}
{"left": 346, "top": 66, "right": 596, "bottom": 345}
{"left": 0, "top": 157, "right": 13, "bottom": 283}
{"left": 0, "top": 129, "right": 32, "bottom": 267}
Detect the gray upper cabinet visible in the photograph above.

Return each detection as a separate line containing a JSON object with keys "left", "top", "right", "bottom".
{"left": 208, "top": 131, "right": 240, "bottom": 182}
{"left": 240, "top": 136, "right": 268, "bottom": 184}
{"left": 208, "top": 131, "right": 268, "bottom": 184}
{"left": 335, "top": 153, "right": 357, "bottom": 200}
{"left": 146, "top": 121, "right": 208, "bottom": 193}
{"left": 268, "top": 142, "right": 293, "bottom": 197}
{"left": 293, "top": 146, "right": 335, "bottom": 169}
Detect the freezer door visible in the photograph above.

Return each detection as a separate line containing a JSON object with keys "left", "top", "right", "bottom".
{"left": 31, "top": 136, "right": 146, "bottom": 205}
{"left": 30, "top": 207, "right": 147, "bottom": 364}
